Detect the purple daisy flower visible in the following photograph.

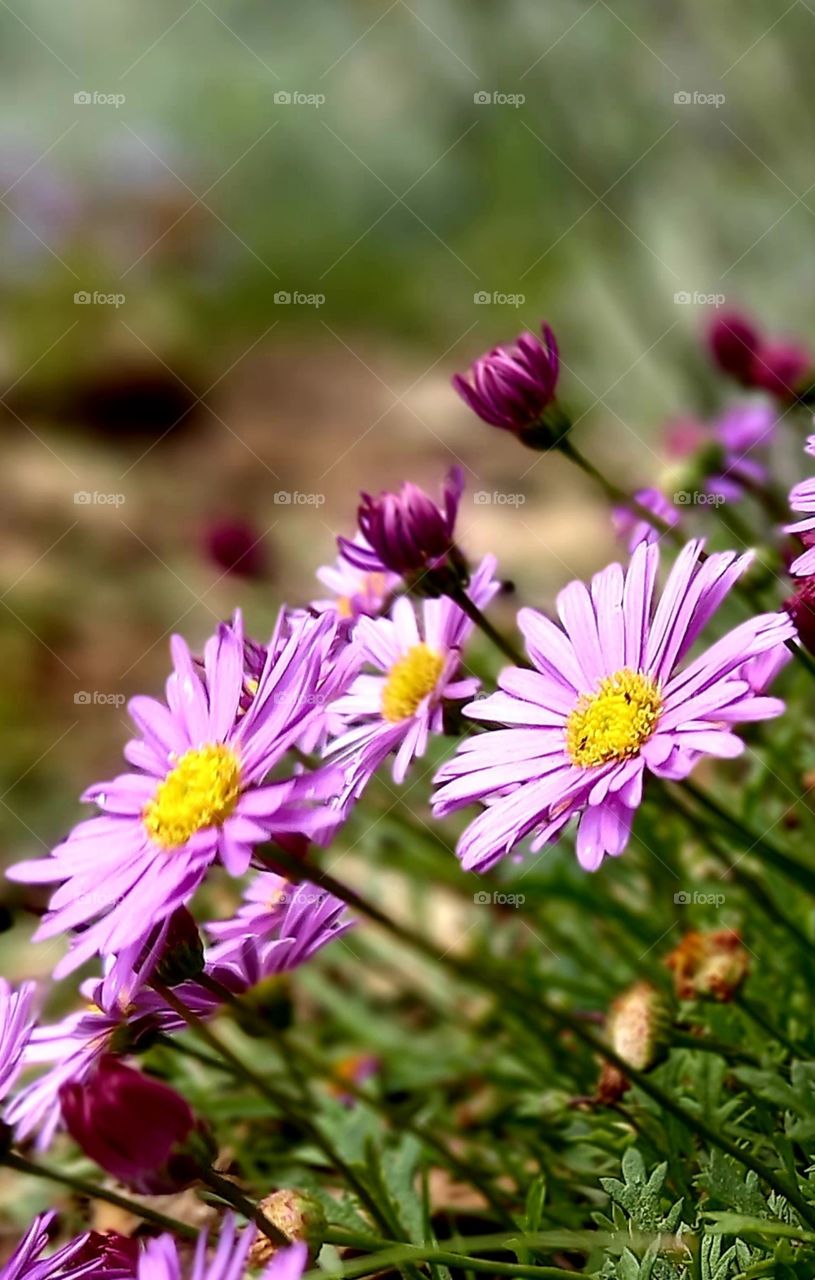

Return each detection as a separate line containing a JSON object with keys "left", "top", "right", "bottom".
{"left": 0, "top": 979, "right": 36, "bottom": 1104}
{"left": 136, "top": 1217, "right": 306, "bottom": 1280}
{"left": 706, "top": 402, "right": 777, "bottom": 502}
{"left": 8, "top": 610, "right": 352, "bottom": 978}
{"left": 453, "top": 322, "right": 561, "bottom": 436}
{"left": 312, "top": 535, "right": 399, "bottom": 620}
{"left": 338, "top": 468, "right": 464, "bottom": 585}
{"left": 786, "top": 434, "right": 815, "bottom": 576}
{"left": 324, "top": 555, "right": 500, "bottom": 797}
{"left": 433, "top": 541, "right": 794, "bottom": 873}
{"left": 0, "top": 1213, "right": 117, "bottom": 1280}
{"left": 612, "top": 489, "right": 680, "bottom": 551}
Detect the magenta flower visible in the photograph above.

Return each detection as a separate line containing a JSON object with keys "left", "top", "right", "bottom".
{"left": 324, "top": 556, "right": 500, "bottom": 799}
{"left": 786, "top": 435, "right": 815, "bottom": 576}
{"left": 613, "top": 489, "right": 679, "bottom": 551}
{"left": 312, "top": 535, "right": 399, "bottom": 620}
{"left": 785, "top": 576, "right": 815, "bottom": 654}
{"left": 453, "top": 322, "right": 561, "bottom": 438}
{"left": 204, "top": 518, "right": 268, "bottom": 581}
{"left": 0, "top": 1212, "right": 123, "bottom": 1280}
{"left": 8, "top": 610, "right": 352, "bottom": 977}
{"left": 433, "top": 541, "right": 794, "bottom": 872}
{"left": 136, "top": 1217, "right": 306, "bottom": 1280}
{"left": 708, "top": 311, "right": 810, "bottom": 400}
{"left": 60, "top": 1055, "right": 207, "bottom": 1194}
{"left": 338, "top": 468, "right": 464, "bottom": 587}
{"left": 706, "top": 402, "right": 777, "bottom": 501}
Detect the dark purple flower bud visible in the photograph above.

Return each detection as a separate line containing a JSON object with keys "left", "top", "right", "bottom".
{"left": 751, "top": 340, "right": 810, "bottom": 399}
{"left": 205, "top": 519, "right": 268, "bottom": 580}
{"left": 707, "top": 312, "right": 760, "bottom": 384}
{"left": 452, "top": 323, "right": 566, "bottom": 445}
{"left": 338, "top": 468, "right": 465, "bottom": 593}
{"left": 71, "top": 1232, "right": 141, "bottom": 1279}
{"left": 60, "top": 1056, "right": 211, "bottom": 1194}
{"left": 151, "top": 906, "right": 205, "bottom": 987}
{"left": 785, "top": 576, "right": 815, "bottom": 656}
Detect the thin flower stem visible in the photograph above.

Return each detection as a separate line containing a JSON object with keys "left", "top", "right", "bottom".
{"left": 733, "top": 993, "right": 804, "bottom": 1060}
{"left": 1, "top": 1150, "right": 196, "bottom": 1238}
{"left": 270, "top": 852, "right": 815, "bottom": 1230}
{"left": 679, "top": 779, "right": 815, "bottom": 897}
{"left": 151, "top": 981, "right": 396, "bottom": 1240}
{"left": 446, "top": 585, "right": 529, "bottom": 669}
{"left": 670, "top": 1030, "right": 761, "bottom": 1065}
{"left": 198, "top": 1166, "right": 289, "bottom": 1245}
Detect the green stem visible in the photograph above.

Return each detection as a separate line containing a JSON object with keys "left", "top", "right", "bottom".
{"left": 1, "top": 1150, "right": 196, "bottom": 1237}
{"left": 680, "top": 779, "right": 815, "bottom": 897}
{"left": 199, "top": 1166, "right": 289, "bottom": 1245}
{"left": 151, "top": 981, "right": 395, "bottom": 1240}
{"left": 733, "top": 993, "right": 803, "bottom": 1061}
{"left": 446, "top": 585, "right": 529, "bottom": 668}
{"left": 670, "top": 1030, "right": 761, "bottom": 1066}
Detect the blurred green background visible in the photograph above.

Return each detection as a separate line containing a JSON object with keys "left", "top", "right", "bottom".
{"left": 0, "top": 0, "right": 811, "bottom": 877}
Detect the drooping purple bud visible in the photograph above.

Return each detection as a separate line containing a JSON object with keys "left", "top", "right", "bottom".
{"left": 453, "top": 322, "right": 567, "bottom": 445}
{"left": 205, "top": 519, "right": 268, "bottom": 580}
{"left": 708, "top": 312, "right": 760, "bottom": 385}
{"left": 338, "top": 467, "right": 465, "bottom": 594}
{"left": 708, "top": 311, "right": 810, "bottom": 401}
{"left": 60, "top": 1056, "right": 211, "bottom": 1194}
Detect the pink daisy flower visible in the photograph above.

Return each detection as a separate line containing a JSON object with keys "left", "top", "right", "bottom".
{"left": 8, "top": 611, "right": 353, "bottom": 978}
{"left": 137, "top": 1217, "right": 306, "bottom": 1280}
{"left": 612, "top": 488, "right": 679, "bottom": 551}
{"left": 433, "top": 541, "right": 794, "bottom": 873}
{"left": 786, "top": 434, "right": 815, "bottom": 576}
{"left": 324, "top": 556, "right": 500, "bottom": 798}
{"left": 312, "top": 534, "right": 398, "bottom": 620}
{"left": 0, "top": 1212, "right": 125, "bottom": 1280}
{"left": 0, "top": 979, "right": 36, "bottom": 1104}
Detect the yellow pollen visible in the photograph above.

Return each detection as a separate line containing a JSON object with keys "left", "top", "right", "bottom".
{"left": 144, "top": 744, "right": 241, "bottom": 850}
{"left": 381, "top": 643, "right": 445, "bottom": 722}
{"left": 565, "top": 669, "right": 662, "bottom": 768}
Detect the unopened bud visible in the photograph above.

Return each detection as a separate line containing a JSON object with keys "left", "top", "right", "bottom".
{"left": 607, "top": 981, "right": 671, "bottom": 1073}
{"left": 666, "top": 929, "right": 749, "bottom": 1002}
{"left": 248, "top": 1190, "right": 326, "bottom": 1266}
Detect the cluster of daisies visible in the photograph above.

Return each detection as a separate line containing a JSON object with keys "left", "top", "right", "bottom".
{"left": 3, "top": 307, "right": 814, "bottom": 1278}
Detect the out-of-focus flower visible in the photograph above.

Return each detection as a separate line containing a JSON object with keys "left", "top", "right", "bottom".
{"left": 338, "top": 468, "right": 465, "bottom": 592}
{"left": 328, "top": 1052, "right": 380, "bottom": 1105}
{"left": 136, "top": 1218, "right": 306, "bottom": 1280}
{"left": 612, "top": 488, "right": 679, "bottom": 550}
{"left": 434, "top": 541, "right": 794, "bottom": 872}
{"left": 248, "top": 1191, "right": 325, "bottom": 1266}
{"left": 453, "top": 322, "right": 566, "bottom": 445}
{"left": 313, "top": 536, "right": 398, "bottom": 620}
{"left": 8, "top": 610, "right": 352, "bottom": 976}
{"left": 708, "top": 311, "right": 810, "bottom": 400}
{"left": 0, "top": 1212, "right": 123, "bottom": 1280}
{"left": 0, "top": 979, "right": 36, "bottom": 1104}
{"left": 666, "top": 928, "right": 749, "bottom": 1002}
{"left": 325, "top": 556, "right": 500, "bottom": 801}
{"left": 664, "top": 402, "right": 777, "bottom": 503}
{"left": 786, "top": 435, "right": 815, "bottom": 576}
{"left": 204, "top": 519, "right": 268, "bottom": 581}
{"left": 59, "top": 1056, "right": 210, "bottom": 1194}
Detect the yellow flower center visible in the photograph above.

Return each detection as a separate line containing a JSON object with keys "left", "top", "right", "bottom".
{"left": 143, "top": 744, "right": 241, "bottom": 849}
{"left": 565, "top": 668, "right": 662, "bottom": 768}
{"left": 381, "top": 643, "right": 445, "bottom": 723}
